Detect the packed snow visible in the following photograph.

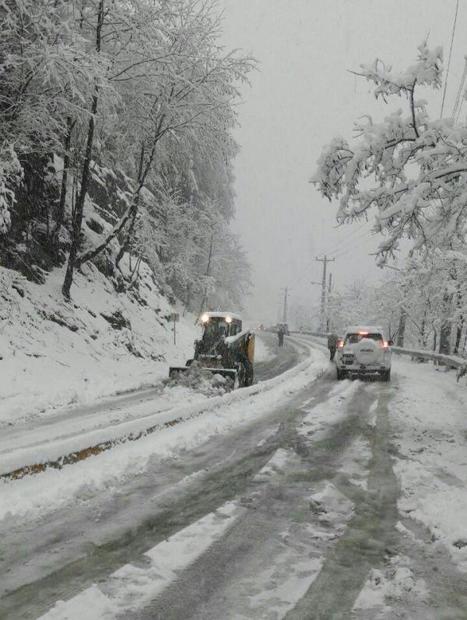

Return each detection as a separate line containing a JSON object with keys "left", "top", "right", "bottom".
{"left": 40, "top": 501, "right": 243, "bottom": 619}
{"left": 390, "top": 356, "right": 467, "bottom": 571}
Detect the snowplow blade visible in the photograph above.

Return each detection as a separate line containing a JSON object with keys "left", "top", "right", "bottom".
{"left": 168, "top": 366, "right": 190, "bottom": 378}
{"left": 168, "top": 366, "right": 237, "bottom": 381}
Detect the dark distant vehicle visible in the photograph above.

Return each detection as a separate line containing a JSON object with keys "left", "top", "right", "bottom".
{"left": 277, "top": 322, "right": 289, "bottom": 336}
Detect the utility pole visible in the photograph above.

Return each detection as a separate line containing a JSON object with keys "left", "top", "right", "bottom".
{"left": 326, "top": 272, "right": 333, "bottom": 330}
{"left": 282, "top": 287, "right": 288, "bottom": 324}
{"left": 310, "top": 280, "right": 321, "bottom": 331}
{"left": 315, "top": 255, "right": 335, "bottom": 332}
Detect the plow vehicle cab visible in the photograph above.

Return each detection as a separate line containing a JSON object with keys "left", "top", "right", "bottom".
{"left": 169, "top": 311, "right": 255, "bottom": 388}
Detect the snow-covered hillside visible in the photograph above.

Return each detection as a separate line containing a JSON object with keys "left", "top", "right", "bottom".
{"left": 0, "top": 263, "right": 199, "bottom": 427}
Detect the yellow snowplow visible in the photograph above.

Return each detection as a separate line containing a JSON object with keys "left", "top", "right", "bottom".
{"left": 169, "top": 311, "right": 255, "bottom": 387}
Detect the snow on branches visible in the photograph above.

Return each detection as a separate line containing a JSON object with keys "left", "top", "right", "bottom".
{"left": 312, "top": 44, "right": 467, "bottom": 264}
{"left": 0, "top": 147, "right": 23, "bottom": 234}
{"left": 359, "top": 42, "right": 443, "bottom": 100}
{"left": 1, "top": 0, "right": 254, "bottom": 310}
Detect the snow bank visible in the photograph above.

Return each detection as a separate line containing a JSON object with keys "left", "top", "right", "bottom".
{"left": 0, "top": 263, "right": 199, "bottom": 427}
{"left": 0, "top": 335, "right": 322, "bottom": 477}
{"left": 390, "top": 357, "right": 467, "bottom": 570}
{"left": 253, "top": 334, "right": 275, "bottom": 362}
{"left": 0, "top": 340, "right": 327, "bottom": 521}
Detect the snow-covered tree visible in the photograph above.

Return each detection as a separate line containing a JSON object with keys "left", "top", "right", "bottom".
{"left": 1, "top": 0, "right": 254, "bottom": 312}
{"left": 313, "top": 43, "right": 467, "bottom": 355}
{"left": 312, "top": 43, "right": 467, "bottom": 262}
{"left": 62, "top": 0, "right": 253, "bottom": 296}
{"left": 0, "top": 0, "right": 103, "bottom": 254}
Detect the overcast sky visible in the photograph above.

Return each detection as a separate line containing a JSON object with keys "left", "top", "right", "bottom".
{"left": 219, "top": 0, "right": 467, "bottom": 324}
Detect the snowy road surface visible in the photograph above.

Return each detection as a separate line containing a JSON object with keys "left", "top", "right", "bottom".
{"left": 0, "top": 333, "right": 298, "bottom": 477}
{"left": 1, "top": 337, "right": 467, "bottom": 619}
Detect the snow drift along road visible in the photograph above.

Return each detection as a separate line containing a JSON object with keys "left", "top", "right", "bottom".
{"left": 0, "top": 336, "right": 324, "bottom": 480}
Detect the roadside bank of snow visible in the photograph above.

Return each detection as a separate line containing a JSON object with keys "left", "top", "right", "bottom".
{"left": 0, "top": 381, "right": 218, "bottom": 477}
{"left": 253, "top": 334, "right": 275, "bottom": 363}
{"left": 389, "top": 357, "right": 467, "bottom": 571}
{"left": 0, "top": 264, "right": 198, "bottom": 427}
{"left": 0, "top": 340, "right": 327, "bottom": 521}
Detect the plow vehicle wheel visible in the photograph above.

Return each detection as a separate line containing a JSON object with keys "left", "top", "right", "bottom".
{"left": 336, "top": 367, "right": 346, "bottom": 380}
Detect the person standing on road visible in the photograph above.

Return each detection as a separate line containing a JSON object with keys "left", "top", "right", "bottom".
{"left": 327, "top": 332, "right": 338, "bottom": 361}
{"left": 277, "top": 325, "right": 285, "bottom": 347}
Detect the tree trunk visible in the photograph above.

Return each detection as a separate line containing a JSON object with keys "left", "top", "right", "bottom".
{"left": 115, "top": 206, "right": 137, "bottom": 268}
{"left": 115, "top": 142, "right": 145, "bottom": 269}
{"left": 197, "top": 232, "right": 214, "bottom": 319}
{"left": 454, "top": 318, "right": 464, "bottom": 355}
{"left": 185, "top": 283, "right": 192, "bottom": 313}
{"left": 453, "top": 288, "right": 464, "bottom": 355}
{"left": 439, "top": 322, "right": 451, "bottom": 355}
{"left": 62, "top": 0, "right": 104, "bottom": 298}
{"left": 78, "top": 129, "right": 160, "bottom": 268}
{"left": 420, "top": 314, "right": 427, "bottom": 348}
{"left": 396, "top": 306, "right": 407, "bottom": 347}
{"left": 77, "top": 196, "right": 138, "bottom": 268}
{"left": 438, "top": 292, "right": 453, "bottom": 355}
{"left": 53, "top": 116, "right": 74, "bottom": 251}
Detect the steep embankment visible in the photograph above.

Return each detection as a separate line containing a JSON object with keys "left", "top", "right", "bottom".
{"left": 0, "top": 262, "right": 198, "bottom": 427}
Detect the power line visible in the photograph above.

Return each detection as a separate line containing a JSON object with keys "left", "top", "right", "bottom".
{"left": 326, "top": 272, "right": 333, "bottom": 331}
{"left": 456, "top": 96, "right": 465, "bottom": 124}
{"left": 323, "top": 228, "right": 375, "bottom": 260}
{"left": 281, "top": 287, "right": 289, "bottom": 323}
{"left": 319, "top": 222, "right": 373, "bottom": 258}
{"left": 451, "top": 55, "right": 467, "bottom": 120}
{"left": 441, "top": 0, "right": 460, "bottom": 118}
{"left": 332, "top": 237, "right": 377, "bottom": 260}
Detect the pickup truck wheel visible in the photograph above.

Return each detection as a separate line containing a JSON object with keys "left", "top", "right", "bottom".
{"left": 381, "top": 369, "right": 391, "bottom": 382}
{"left": 336, "top": 367, "right": 346, "bottom": 380}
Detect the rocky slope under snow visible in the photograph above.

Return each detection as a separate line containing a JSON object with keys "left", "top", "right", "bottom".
{"left": 0, "top": 261, "right": 198, "bottom": 426}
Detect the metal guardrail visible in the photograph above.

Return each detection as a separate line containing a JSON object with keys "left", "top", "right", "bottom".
{"left": 291, "top": 331, "right": 467, "bottom": 382}
{"left": 290, "top": 330, "right": 327, "bottom": 338}
{"left": 392, "top": 346, "right": 467, "bottom": 381}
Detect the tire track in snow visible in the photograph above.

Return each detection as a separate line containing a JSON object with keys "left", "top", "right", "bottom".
{"left": 285, "top": 385, "right": 400, "bottom": 619}
{"left": 38, "top": 501, "right": 244, "bottom": 620}
{"left": 132, "top": 382, "right": 376, "bottom": 619}
{"left": 0, "top": 364, "right": 333, "bottom": 620}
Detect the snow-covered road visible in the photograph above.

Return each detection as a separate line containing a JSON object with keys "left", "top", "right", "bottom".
{"left": 0, "top": 333, "right": 302, "bottom": 478}
{"left": 1, "top": 338, "right": 467, "bottom": 619}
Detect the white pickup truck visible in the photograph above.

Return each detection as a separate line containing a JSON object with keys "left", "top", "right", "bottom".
{"left": 335, "top": 325, "right": 393, "bottom": 381}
